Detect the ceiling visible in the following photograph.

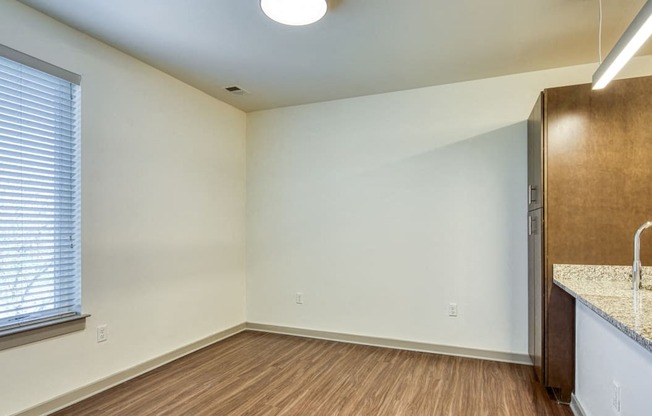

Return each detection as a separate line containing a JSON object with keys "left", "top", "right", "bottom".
{"left": 18, "top": 0, "right": 649, "bottom": 112}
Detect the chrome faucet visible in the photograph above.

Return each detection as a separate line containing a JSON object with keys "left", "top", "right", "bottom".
{"left": 633, "top": 221, "right": 652, "bottom": 290}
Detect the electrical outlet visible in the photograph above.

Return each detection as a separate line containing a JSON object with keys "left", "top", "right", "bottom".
{"left": 97, "top": 324, "right": 108, "bottom": 343}
{"left": 448, "top": 302, "right": 458, "bottom": 317}
{"left": 295, "top": 292, "right": 304, "bottom": 304}
{"left": 612, "top": 381, "right": 621, "bottom": 414}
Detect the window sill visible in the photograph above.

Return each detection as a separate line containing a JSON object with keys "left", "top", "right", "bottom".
{"left": 0, "top": 314, "right": 90, "bottom": 351}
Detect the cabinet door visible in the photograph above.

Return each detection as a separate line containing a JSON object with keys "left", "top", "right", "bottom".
{"left": 546, "top": 78, "right": 652, "bottom": 265}
{"left": 528, "top": 208, "right": 544, "bottom": 382}
{"left": 527, "top": 93, "right": 543, "bottom": 211}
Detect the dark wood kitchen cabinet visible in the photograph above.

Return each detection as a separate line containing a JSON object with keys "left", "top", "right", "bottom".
{"left": 527, "top": 94, "right": 544, "bottom": 384}
{"left": 527, "top": 76, "right": 652, "bottom": 402}
{"left": 527, "top": 206, "right": 543, "bottom": 381}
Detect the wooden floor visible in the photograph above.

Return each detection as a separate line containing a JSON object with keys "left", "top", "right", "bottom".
{"left": 52, "top": 331, "right": 572, "bottom": 416}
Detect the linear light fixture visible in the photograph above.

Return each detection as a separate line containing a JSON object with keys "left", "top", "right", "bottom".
{"left": 260, "top": 0, "right": 327, "bottom": 26}
{"left": 593, "top": 0, "right": 652, "bottom": 89}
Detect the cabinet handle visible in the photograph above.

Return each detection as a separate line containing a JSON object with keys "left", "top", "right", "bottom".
{"left": 528, "top": 216, "right": 537, "bottom": 236}
{"left": 528, "top": 185, "right": 537, "bottom": 205}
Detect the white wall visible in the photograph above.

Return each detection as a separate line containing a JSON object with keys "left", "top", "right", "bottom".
{"left": 0, "top": 2, "right": 247, "bottom": 415}
{"left": 575, "top": 303, "right": 652, "bottom": 416}
{"left": 246, "top": 59, "right": 652, "bottom": 356}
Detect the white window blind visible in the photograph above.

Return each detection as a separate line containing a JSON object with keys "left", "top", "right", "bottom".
{"left": 0, "top": 47, "right": 81, "bottom": 332}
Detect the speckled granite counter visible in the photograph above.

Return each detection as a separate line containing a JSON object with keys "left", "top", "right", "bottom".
{"left": 553, "top": 264, "right": 652, "bottom": 353}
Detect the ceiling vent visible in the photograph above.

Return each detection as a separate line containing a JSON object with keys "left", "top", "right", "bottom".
{"left": 224, "top": 86, "right": 249, "bottom": 95}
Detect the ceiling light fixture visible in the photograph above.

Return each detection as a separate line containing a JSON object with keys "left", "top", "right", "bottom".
{"left": 592, "top": 0, "right": 652, "bottom": 89}
{"left": 260, "top": 0, "right": 327, "bottom": 26}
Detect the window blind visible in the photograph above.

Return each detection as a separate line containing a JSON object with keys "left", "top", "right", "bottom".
{"left": 0, "top": 50, "right": 81, "bottom": 331}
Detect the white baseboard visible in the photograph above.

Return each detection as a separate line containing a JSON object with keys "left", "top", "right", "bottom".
{"left": 570, "top": 393, "right": 588, "bottom": 416}
{"left": 13, "top": 323, "right": 246, "bottom": 416}
{"left": 246, "top": 322, "right": 532, "bottom": 365}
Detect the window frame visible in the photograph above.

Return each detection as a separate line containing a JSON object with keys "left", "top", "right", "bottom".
{"left": 0, "top": 44, "right": 87, "bottom": 349}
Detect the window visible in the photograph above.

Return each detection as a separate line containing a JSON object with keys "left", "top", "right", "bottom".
{"left": 0, "top": 45, "right": 84, "bottom": 345}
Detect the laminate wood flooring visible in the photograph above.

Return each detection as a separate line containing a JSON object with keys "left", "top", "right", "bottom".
{"left": 52, "top": 331, "right": 572, "bottom": 416}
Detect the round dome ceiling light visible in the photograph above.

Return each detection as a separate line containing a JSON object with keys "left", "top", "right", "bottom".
{"left": 260, "top": 0, "right": 327, "bottom": 26}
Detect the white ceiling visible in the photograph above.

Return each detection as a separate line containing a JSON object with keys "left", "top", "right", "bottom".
{"left": 18, "top": 0, "right": 649, "bottom": 112}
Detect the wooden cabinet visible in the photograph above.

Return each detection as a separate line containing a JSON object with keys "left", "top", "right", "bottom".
{"left": 527, "top": 76, "right": 652, "bottom": 402}
{"left": 527, "top": 94, "right": 543, "bottom": 212}
{"left": 527, "top": 93, "right": 544, "bottom": 384}
{"left": 527, "top": 207, "right": 543, "bottom": 382}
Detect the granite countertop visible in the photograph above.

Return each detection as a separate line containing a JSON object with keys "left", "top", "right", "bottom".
{"left": 553, "top": 264, "right": 652, "bottom": 353}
